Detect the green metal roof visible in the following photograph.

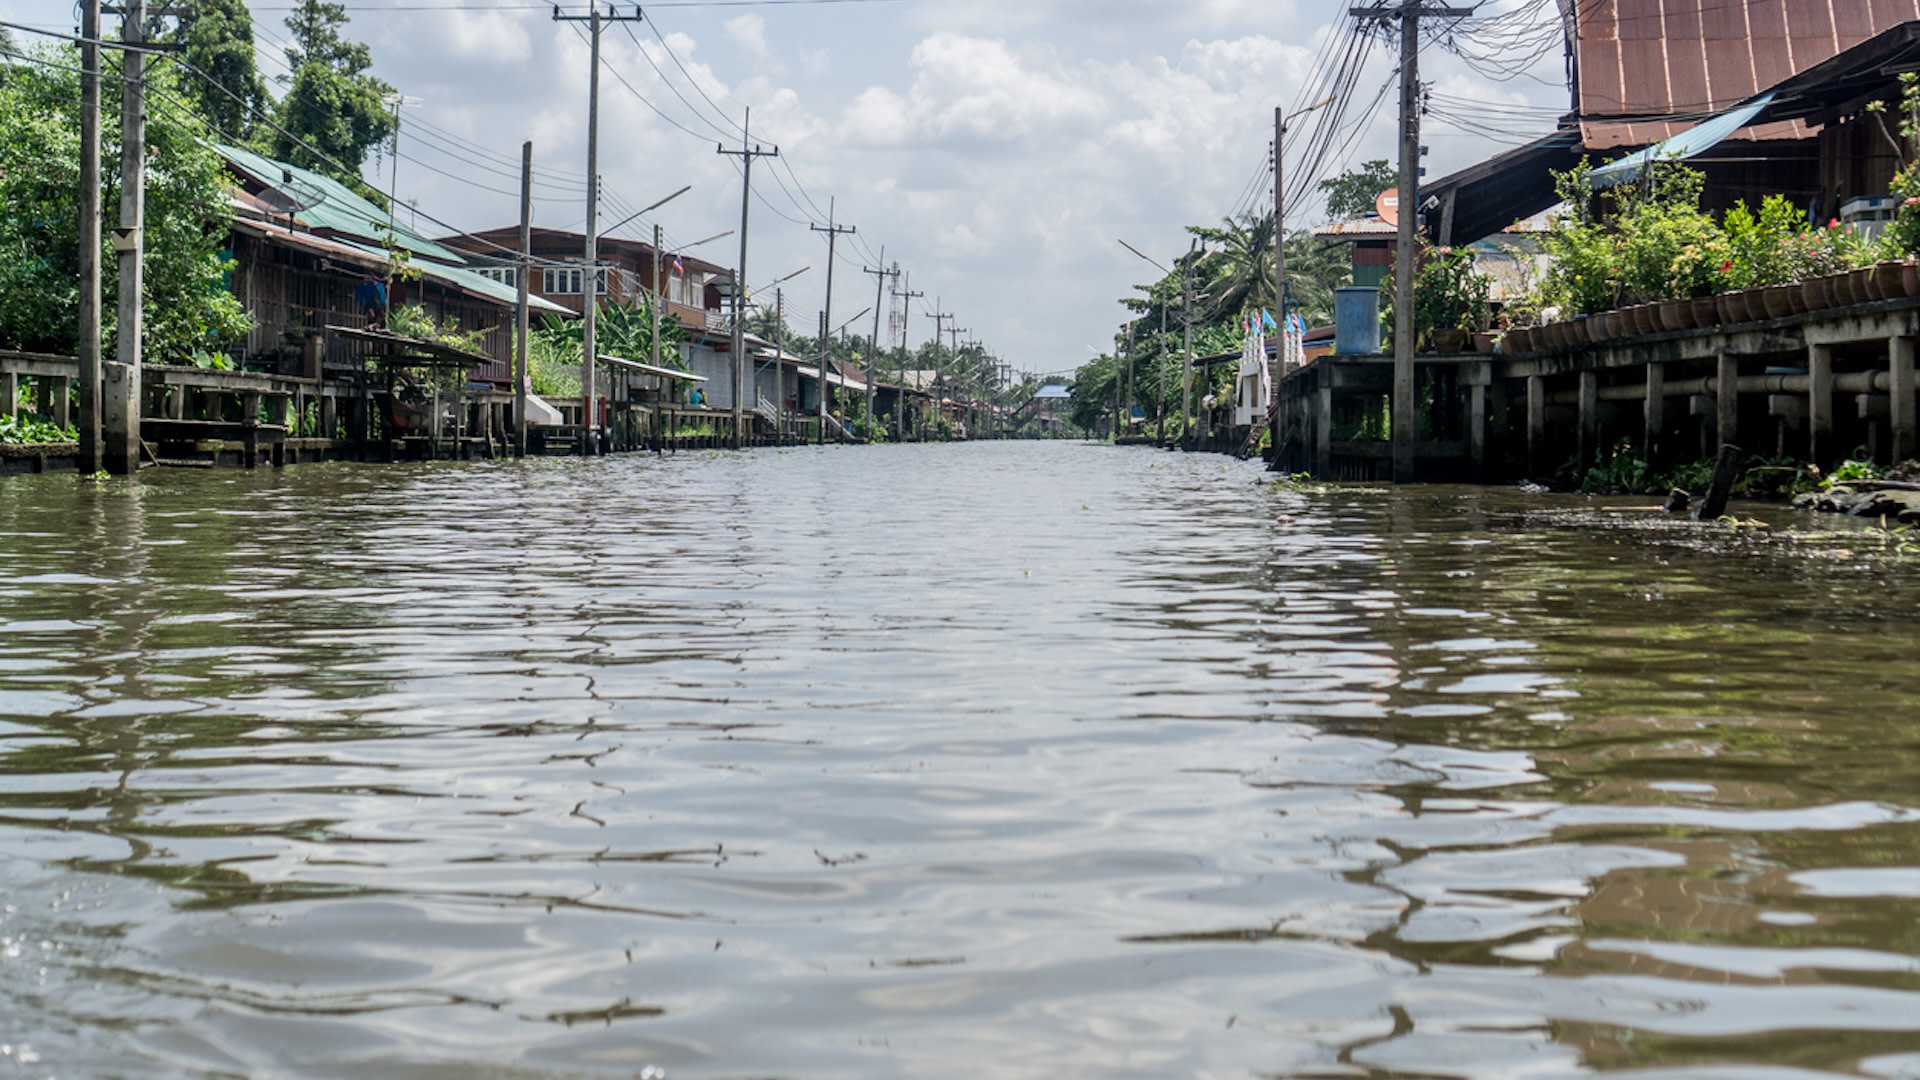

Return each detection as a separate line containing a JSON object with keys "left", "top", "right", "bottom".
{"left": 329, "top": 238, "right": 571, "bottom": 316}
{"left": 219, "top": 143, "right": 464, "bottom": 264}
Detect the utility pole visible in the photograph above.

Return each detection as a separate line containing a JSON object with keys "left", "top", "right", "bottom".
{"left": 947, "top": 323, "right": 968, "bottom": 438}
{"left": 106, "top": 0, "right": 148, "bottom": 475}
{"left": 1354, "top": 0, "right": 1468, "bottom": 482}
{"left": 810, "top": 199, "right": 855, "bottom": 445}
{"left": 515, "top": 140, "right": 532, "bottom": 458}
{"left": 774, "top": 286, "right": 787, "bottom": 443}
{"left": 717, "top": 109, "right": 778, "bottom": 449}
{"left": 1270, "top": 107, "right": 1284, "bottom": 467}
{"left": 554, "top": 4, "right": 642, "bottom": 456}
{"left": 860, "top": 255, "right": 894, "bottom": 428}
{"left": 77, "top": 0, "right": 102, "bottom": 473}
{"left": 892, "top": 276, "right": 922, "bottom": 441}
{"left": 1181, "top": 237, "right": 1197, "bottom": 452}
{"left": 928, "top": 303, "right": 952, "bottom": 440}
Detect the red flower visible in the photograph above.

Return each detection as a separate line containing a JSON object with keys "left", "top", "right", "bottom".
{"left": 1719, "top": 259, "right": 1733, "bottom": 273}
{"left": 1829, "top": 218, "right": 1842, "bottom": 228}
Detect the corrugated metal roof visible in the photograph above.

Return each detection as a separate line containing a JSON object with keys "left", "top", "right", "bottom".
{"left": 220, "top": 144, "right": 464, "bottom": 264}
{"left": 1576, "top": 0, "right": 1920, "bottom": 149}
{"left": 1312, "top": 218, "right": 1398, "bottom": 238}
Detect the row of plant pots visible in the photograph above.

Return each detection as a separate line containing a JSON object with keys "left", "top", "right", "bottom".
{"left": 1504, "top": 259, "right": 1920, "bottom": 355}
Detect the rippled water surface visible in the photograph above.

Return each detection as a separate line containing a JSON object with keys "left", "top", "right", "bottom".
{"left": 4, "top": 441, "right": 1920, "bottom": 1079}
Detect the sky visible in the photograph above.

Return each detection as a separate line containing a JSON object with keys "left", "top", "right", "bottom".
{"left": 1, "top": 0, "right": 1571, "bottom": 379}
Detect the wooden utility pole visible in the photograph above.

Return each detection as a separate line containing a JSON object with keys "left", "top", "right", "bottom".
{"left": 860, "top": 254, "right": 894, "bottom": 427}
{"left": 717, "top": 109, "right": 778, "bottom": 449}
{"left": 1354, "top": 0, "right": 1468, "bottom": 482}
{"left": 892, "top": 276, "right": 922, "bottom": 440}
{"left": 78, "top": 0, "right": 103, "bottom": 473}
{"left": 810, "top": 199, "right": 855, "bottom": 445}
{"left": 515, "top": 140, "right": 532, "bottom": 459}
{"left": 106, "top": 0, "right": 148, "bottom": 475}
{"left": 554, "top": 4, "right": 643, "bottom": 456}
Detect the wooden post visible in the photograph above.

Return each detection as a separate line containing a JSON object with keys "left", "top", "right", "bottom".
{"left": 0, "top": 369, "right": 16, "bottom": 420}
{"left": 1312, "top": 384, "right": 1333, "bottom": 478}
{"left": 1468, "top": 380, "right": 1487, "bottom": 482}
{"left": 1488, "top": 380, "right": 1509, "bottom": 476}
{"left": 1716, "top": 351, "right": 1739, "bottom": 453}
{"left": 1526, "top": 374, "right": 1546, "bottom": 477}
{"left": 1644, "top": 361, "right": 1665, "bottom": 468}
{"left": 1694, "top": 442, "right": 1743, "bottom": 521}
{"left": 1578, "top": 370, "right": 1599, "bottom": 472}
{"left": 1890, "top": 334, "right": 1914, "bottom": 463}
{"left": 242, "top": 390, "right": 261, "bottom": 469}
{"left": 1809, "top": 343, "right": 1833, "bottom": 469}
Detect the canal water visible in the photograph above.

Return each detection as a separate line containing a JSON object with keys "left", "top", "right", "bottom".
{"left": 3, "top": 441, "right": 1920, "bottom": 1079}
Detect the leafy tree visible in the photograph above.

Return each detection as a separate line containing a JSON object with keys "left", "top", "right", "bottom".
{"left": 282, "top": 0, "right": 372, "bottom": 74}
{"left": 272, "top": 0, "right": 394, "bottom": 197}
{"left": 534, "top": 297, "right": 686, "bottom": 369}
{"left": 1319, "top": 159, "right": 1396, "bottom": 221}
{"left": 0, "top": 42, "right": 250, "bottom": 362}
{"left": 743, "top": 304, "right": 788, "bottom": 344}
{"left": 176, "top": 0, "right": 268, "bottom": 143}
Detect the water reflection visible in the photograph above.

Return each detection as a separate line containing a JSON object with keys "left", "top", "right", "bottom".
{"left": 1, "top": 445, "right": 1918, "bottom": 1077}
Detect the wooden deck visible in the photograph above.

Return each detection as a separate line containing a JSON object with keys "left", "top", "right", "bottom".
{"left": 1271, "top": 294, "right": 1920, "bottom": 482}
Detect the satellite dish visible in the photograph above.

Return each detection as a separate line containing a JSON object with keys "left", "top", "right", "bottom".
{"left": 257, "top": 174, "right": 328, "bottom": 219}
{"left": 1375, "top": 188, "right": 1400, "bottom": 227}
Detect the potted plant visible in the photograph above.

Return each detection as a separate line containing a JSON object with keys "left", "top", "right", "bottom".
{"left": 1413, "top": 245, "right": 1491, "bottom": 353}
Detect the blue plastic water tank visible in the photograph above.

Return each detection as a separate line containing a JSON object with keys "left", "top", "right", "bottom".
{"left": 1334, "top": 287, "right": 1381, "bottom": 354}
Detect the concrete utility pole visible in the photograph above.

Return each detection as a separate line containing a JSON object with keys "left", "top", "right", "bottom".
{"left": 1181, "top": 237, "right": 1197, "bottom": 451}
{"left": 948, "top": 324, "right": 968, "bottom": 436}
{"left": 928, "top": 304, "right": 952, "bottom": 438}
{"left": 1354, "top": 0, "right": 1467, "bottom": 482}
{"left": 651, "top": 221, "right": 668, "bottom": 452}
{"left": 106, "top": 0, "right": 148, "bottom": 475}
{"left": 515, "top": 140, "right": 532, "bottom": 458}
{"left": 1269, "top": 94, "right": 1333, "bottom": 469}
{"left": 860, "top": 254, "right": 894, "bottom": 426}
{"left": 810, "top": 198, "right": 855, "bottom": 445}
{"left": 717, "top": 108, "right": 778, "bottom": 449}
{"left": 77, "top": 0, "right": 102, "bottom": 473}
{"left": 892, "top": 275, "right": 923, "bottom": 440}
{"left": 554, "top": 4, "right": 642, "bottom": 456}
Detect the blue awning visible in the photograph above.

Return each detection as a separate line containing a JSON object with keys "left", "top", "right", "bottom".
{"left": 1589, "top": 91, "right": 1777, "bottom": 189}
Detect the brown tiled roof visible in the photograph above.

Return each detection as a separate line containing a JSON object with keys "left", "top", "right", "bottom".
{"left": 1576, "top": 0, "right": 1920, "bottom": 149}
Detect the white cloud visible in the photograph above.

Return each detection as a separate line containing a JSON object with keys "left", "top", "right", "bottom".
{"left": 724, "top": 14, "right": 773, "bottom": 62}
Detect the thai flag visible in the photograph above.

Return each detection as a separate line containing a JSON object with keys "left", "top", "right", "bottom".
{"left": 672, "top": 254, "right": 685, "bottom": 276}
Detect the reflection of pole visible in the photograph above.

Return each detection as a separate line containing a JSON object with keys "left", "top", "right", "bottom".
{"left": 77, "top": 0, "right": 101, "bottom": 473}
{"left": 107, "top": 0, "right": 147, "bottom": 476}
{"left": 515, "top": 141, "right": 531, "bottom": 458}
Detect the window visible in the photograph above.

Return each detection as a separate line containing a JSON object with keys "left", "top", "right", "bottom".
{"left": 543, "top": 267, "right": 582, "bottom": 294}
{"left": 475, "top": 267, "right": 516, "bottom": 288}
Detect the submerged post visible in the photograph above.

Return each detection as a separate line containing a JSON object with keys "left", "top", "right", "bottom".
{"left": 1694, "top": 443, "right": 1742, "bottom": 521}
